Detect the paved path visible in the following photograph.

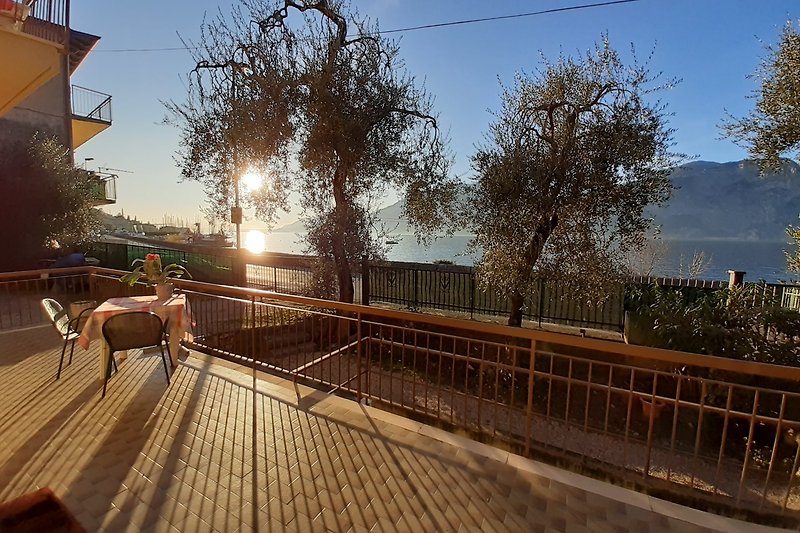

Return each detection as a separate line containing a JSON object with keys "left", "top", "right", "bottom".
{"left": 0, "top": 326, "right": 782, "bottom": 532}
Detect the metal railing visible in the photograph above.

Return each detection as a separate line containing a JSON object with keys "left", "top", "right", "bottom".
{"left": 81, "top": 241, "right": 800, "bottom": 333}
{"left": 21, "top": 0, "right": 68, "bottom": 44}
{"left": 71, "top": 85, "right": 112, "bottom": 123}
{"left": 0, "top": 267, "right": 92, "bottom": 330}
{"left": 367, "top": 261, "right": 626, "bottom": 329}
{"left": 101, "top": 174, "right": 116, "bottom": 202}
{"left": 2, "top": 265, "right": 800, "bottom": 520}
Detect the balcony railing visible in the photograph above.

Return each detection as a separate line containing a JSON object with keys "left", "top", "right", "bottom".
{"left": 20, "top": 0, "right": 68, "bottom": 45}
{"left": 71, "top": 85, "right": 111, "bottom": 123}
{"left": 90, "top": 172, "right": 116, "bottom": 204}
{"left": 1, "top": 265, "right": 800, "bottom": 521}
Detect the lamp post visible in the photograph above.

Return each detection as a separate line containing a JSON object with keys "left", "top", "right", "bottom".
{"left": 193, "top": 58, "right": 250, "bottom": 249}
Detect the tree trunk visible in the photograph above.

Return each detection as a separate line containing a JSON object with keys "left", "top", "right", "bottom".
{"left": 507, "top": 291, "right": 526, "bottom": 327}
{"left": 506, "top": 214, "right": 558, "bottom": 327}
{"left": 331, "top": 166, "right": 355, "bottom": 304}
{"left": 334, "top": 250, "right": 355, "bottom": 303}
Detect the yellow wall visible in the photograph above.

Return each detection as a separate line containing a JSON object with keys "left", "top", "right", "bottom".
{"left": 0, "top": 29, "right": 61, "bottom": 118}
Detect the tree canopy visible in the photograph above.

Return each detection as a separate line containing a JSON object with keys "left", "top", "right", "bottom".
{"left": 466, "top": 36, "right": 677, "bottom": 326}
{"left": 723, "top": 21, "right": 800, "bottom": 173}
{"left": 0, "top": 133, "right": 102, "bottom": 271}
{"left": 168, "top": 0, "right": 456, "bottom": 302}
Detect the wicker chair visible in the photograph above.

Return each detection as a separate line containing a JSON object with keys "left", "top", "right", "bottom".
{"left": 101, "top": 312, "right": 170, "bottom": 398}
{"left": 41, "top": 298, "right": 100, "bottom": 380}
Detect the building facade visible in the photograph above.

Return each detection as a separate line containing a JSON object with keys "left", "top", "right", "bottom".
{"left": 0, "top": 0, "right": 115, "bottom": 205}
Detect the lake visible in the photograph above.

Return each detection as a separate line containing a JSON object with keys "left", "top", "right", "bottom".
{"left": 261, "top": 232, "right": 797, "bottom": 284}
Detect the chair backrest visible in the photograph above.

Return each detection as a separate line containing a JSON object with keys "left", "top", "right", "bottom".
{"left": 41, "top": 298, "right": 69, "bottom": 337}
{"left": 101, "top": 312, "right": 165, "bottom": 353}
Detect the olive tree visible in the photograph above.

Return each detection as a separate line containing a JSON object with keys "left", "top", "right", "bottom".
{"left": 723, "top": 21, "right": 800, "bottom": 173}
{"left": 467, "top": 37, "right": 677, "bottom": 327}
{"left": 0, "top": 133, "right": 102, "bottom": 271}
{"left": 168, "top": 0, "right": 455, "bottom": 302}
{"left": 722, "top": 21, "right": 800, "bottom": 273}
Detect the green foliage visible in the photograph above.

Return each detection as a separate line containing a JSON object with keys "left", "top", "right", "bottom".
{"left": 303, "top": 258, "right": 339, "bottom": 300}
{"left": 119, "top": 253, "right": 191, "bottom": 287}
{"left": 466, "top": 35, "right": 678, "bottom": 325}
{"left": 786, "top": 224, "right": 800, "bottom": 274}
{"left": 0, "top": 133, "right": 101, "bottom": 271}
{"left": 167, "top": 0, "right": 457, "bottom": 302}
{"left": 634, "top": 284, "right": 800, "bottom": 366}
{"left": 723, "top": 21, "right": 800, "bottom": 172}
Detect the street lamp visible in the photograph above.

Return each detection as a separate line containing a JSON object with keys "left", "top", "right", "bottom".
{"left": 193, "top": 58, "right": 251, "bottom": 249}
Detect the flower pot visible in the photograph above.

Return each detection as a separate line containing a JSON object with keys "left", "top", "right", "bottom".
{"left": 69, "top": 300, "right": 96, "bottom": 318}
{"left": 640, "top": 396, "right": 666, "bottom": 420}
{"left": 156, "top": 283, "right": 174, "bottom": 301}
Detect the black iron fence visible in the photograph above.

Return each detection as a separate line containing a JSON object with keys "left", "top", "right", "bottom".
{"left": 366, "top": 261, "right": 625, "bottom": 329}
{"left": 82, "top": 240, "right": 800, "bottom": 333}
{"left": 88, "top": 241, "right": 235, "bottom": 286}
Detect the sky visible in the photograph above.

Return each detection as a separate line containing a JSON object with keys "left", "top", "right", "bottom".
{"left": 69, "top": 0, "right": 800, "bottom": 230}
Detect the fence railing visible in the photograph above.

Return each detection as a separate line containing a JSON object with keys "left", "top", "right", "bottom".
{"left": 1, "top": 266, "right": 797, "bottom": 519}
{"left": 71, "top": 85, "right": 112, "bottom": 123}
{"left": 83, "top": 240, "right": 800, "bottom": 332}
{"left": 21, "top": 0, "right": 68, "bottom": 44}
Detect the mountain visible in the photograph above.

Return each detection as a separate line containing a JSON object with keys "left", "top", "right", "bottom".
{"left": 651, "top": 159, "right": 800, "bottom": 241}
{"left": 275, "top": 159, "right": 800, "bottom": 241}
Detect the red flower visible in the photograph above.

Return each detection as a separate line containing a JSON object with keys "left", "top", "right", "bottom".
{"left": 145, "top": 253, "right": 160, "bottom": 262}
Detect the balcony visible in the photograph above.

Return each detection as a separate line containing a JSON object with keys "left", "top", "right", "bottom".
{"left": 71, "top": 85, "right": 112, "bottom": 149}
{"left": 0, "top": 267, "right": 794, "bottom": 530}
{"left": 87, "top": 170, "right": 116, "bottom": 206}
{"left": 0, "top": 0, "right": 66, "bottom": 117}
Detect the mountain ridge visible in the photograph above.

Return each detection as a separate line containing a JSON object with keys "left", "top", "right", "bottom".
{"left": 275, "top": 159, "right": 800, "bottom": 241}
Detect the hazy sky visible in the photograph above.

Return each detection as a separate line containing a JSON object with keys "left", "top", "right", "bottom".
{"left": 70, "top": 0, "right": 799, "bottom": 230}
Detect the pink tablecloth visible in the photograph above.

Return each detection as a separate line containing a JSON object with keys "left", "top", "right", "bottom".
{"left": 78, "top": 294, "right": 191, "bottom": 378}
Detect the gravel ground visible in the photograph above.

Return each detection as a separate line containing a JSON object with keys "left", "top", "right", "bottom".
{"left": 233, "top": 333, "right": 800, "bottom": 515}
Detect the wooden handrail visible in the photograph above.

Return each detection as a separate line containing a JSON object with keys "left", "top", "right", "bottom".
{"left": 81, "top": 267, "right": 800, "bottom": 382}
{"left": 2, "top": 265, "right": 798, "bottom": 381}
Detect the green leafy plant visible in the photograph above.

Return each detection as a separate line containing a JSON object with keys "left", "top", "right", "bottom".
{"left": 119, "top": 253, "right": 191, "bottom": 287}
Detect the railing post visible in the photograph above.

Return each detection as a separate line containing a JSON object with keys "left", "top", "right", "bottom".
{"left": 537, "top": 278, "right": 544, "bottom": 328}
{"left": 413, "top": 267, "right": 418, "bottom": 310}
{"left": 232, "top": 250, "right": 247, "bottom": 287}
{"left": 356, "top": 311, "right": 363, "bottom": 401}
{"left": 250, "top": 295, "right": 257, "bottom": 366}
{"left": 361, "top": 257, "right": 370, "bottom": 306}
{"left": 469, "top": 271, "right": 475, "bottom": 320}
{"left": 525, "top": 339, "right": 536, "bottom": 456}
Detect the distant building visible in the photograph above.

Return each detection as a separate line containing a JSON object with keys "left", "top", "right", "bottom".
{"left": 0, "top": 0, "right": 115, "bottom": 206}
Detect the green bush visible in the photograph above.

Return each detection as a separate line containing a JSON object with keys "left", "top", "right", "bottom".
{"left": 634, "top": 284, "right": 800, "bottom": 367}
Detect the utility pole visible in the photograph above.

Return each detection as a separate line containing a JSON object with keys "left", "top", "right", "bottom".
{"left": 193, "top": 58, "right": 249, "bottom": 250}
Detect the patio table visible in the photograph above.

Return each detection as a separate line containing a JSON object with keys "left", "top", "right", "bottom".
{"left": 77, "top": 294, "right": 191, "bottom": 380}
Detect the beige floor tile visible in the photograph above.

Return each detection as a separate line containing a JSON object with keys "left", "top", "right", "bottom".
{"left": 0, "top": 327, "right": 774, "bottom": 533}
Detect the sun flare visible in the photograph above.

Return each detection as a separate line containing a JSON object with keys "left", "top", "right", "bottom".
{"left": 240, "top": 171, "right": 263, "bottom": 193}
{"left": 244, "top": 230, "right": 266, "bottom": 253}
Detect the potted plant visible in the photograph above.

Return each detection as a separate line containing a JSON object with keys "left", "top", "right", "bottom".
{"left": 119, "top": 253, "right": 191, "bottom": 299}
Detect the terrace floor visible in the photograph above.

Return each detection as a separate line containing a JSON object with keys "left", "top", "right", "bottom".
{"left": 0, "top": 326, "right": 782, "bottom": 532}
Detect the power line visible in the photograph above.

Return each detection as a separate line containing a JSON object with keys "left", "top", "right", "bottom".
{"left": 93, "top": 0, "right": 641, "bottom": 53}
{"left": 378, "top": 0, "right": 640, "bottom": 35}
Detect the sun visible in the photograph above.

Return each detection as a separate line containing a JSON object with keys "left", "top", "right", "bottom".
{"left": 244, "top": 230, "right": 266, "bottom": 253}
{"left": 240, "top": 170, "right": 263, "bottom": 194}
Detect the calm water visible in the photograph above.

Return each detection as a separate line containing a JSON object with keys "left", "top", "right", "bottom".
{"left": 262, "top": 232, "right": 797, "bottom": 284}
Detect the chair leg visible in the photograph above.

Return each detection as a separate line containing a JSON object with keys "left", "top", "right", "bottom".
{"left": 56, "top": 338, "right": 68, "bottom": 380}
{"left": 102, "top": 351, "right": 115, "bottom": 398}
{"left": 159, "top": 345, "right": 170, "bottom": 385}
{"left": 68, "top": 338, "right": 76, "bottom": 365}
{"left": 112, "top": 357, "right": 118, "bottom": 373}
